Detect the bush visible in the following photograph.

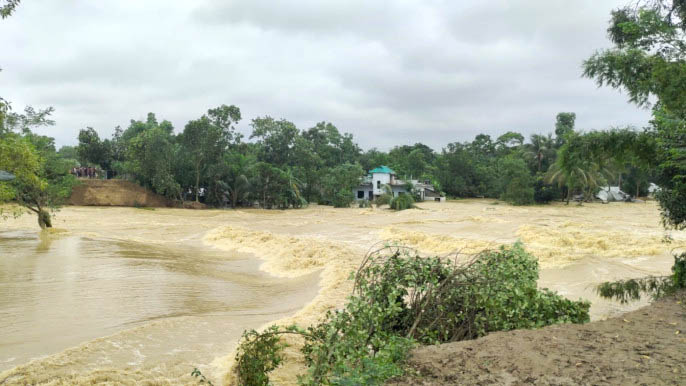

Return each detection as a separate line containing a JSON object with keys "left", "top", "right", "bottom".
{"left": 501, "top": 176, "right": 534, "bottom": 205}
{"left": 331, "top": 189, "right": 354, "bottom": 208}
{"left": 232, "top": 243, "right": 589, "bottom": 385}
{"left": 358, "top": 199, "right": 371, "bottom": 208}
{"left": 390, "top": 194, "right": 414, "bottom": 210}
{"left": 375, "top": 193, "right": 392, "bottom": 207}
{"left": 533, "top": 174, "right": 559, "bottom": 203}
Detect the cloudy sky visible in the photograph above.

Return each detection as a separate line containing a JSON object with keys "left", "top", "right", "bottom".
{"left": 1, "top": 0, "right": 650, "bottom": 150}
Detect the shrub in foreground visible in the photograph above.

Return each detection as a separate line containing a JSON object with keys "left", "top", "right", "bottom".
{"left": 231, "top": 243, "right": 590, "bottom": 385}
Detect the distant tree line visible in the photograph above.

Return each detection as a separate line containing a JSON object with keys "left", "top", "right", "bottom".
{"left": 64, "top": 107, "right": 657, "bottom": 209}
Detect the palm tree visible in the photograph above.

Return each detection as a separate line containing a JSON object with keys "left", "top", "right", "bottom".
{"left": 546, "top": 149, "right": 613, "bottom": 204}
{"left": 525, "top": 133, "right": 554, "bottom": 172}
{"left": 227, "top": 174, "right": 250, "bottom": 208}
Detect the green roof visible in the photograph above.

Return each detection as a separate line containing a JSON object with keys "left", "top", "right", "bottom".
{"left": 369, "top": 166, "right": 394, "bottom": 174}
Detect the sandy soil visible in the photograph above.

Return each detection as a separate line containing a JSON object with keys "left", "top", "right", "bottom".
{"left": 1, "top": 199, "right": 684, "bottom": 385}
{"left": 390, "top": 291, "right": 686, "bottom": 386}
{"left": 68, "top": 179, "right": 171, "bottom": 207}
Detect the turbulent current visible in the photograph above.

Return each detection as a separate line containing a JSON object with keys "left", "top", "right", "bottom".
{"left": 0, "top": 201, "right": 683, "bottom": 384}
{"left": 0, "top": 230, "right": 319, "bottom": 384}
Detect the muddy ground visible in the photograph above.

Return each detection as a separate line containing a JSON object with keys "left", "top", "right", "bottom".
{"left": 390, "top": 291, "right": 686, "bottom": 385}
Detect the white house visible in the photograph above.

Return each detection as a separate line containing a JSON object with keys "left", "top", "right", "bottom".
{"left": 353, "top": 166, "right": 445, "bottom": 202}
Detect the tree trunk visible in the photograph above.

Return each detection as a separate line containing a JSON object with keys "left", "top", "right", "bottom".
{"left": 566, "top": 188, "right": 571, "bottom": 205}
{"left": 195, "top": 167, "right": 200, "bottom": 202}
{"left": 38, "top": 209, "right": 52, "bottom": 229}
{"left": 537, "top": 153, "right": 542, "bottom": 171}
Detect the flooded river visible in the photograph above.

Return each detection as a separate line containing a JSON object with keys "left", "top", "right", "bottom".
{"left": 0, "top": 230, "right": 319, "bottom": 384}
{"left": 0, "top": 201, "right": 683, "bottom": 384}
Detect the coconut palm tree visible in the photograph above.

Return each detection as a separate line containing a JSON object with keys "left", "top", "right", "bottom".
{"left": 546, "top": 148, "right": 613, "bottom": 204}
{"left": 525, "top": 133, "right": 555, "bottom": 172}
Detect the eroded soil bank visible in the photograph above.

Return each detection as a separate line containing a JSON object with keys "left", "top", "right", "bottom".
{"left": 390, "top": 291, "right": 686, "bottom": 385}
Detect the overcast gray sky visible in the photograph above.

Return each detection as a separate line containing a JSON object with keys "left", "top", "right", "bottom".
{"left": 0, "top": 0, "right": 650, "bottom": 150}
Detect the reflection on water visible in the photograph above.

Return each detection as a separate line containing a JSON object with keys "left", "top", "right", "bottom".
{"left": 0, "top": 231, "right": 319, "bottom": 380}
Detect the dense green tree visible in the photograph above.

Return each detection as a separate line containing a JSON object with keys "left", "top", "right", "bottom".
{"left": 496, "top": 131, "right": 525, "bottom": 154}
{"left": 359, "top": 148, "right": 390, "bottom": 172}
{"left": 546, "top": 132, "right": 615, "bottom": 204}
{"left": 124, "top": 126, "right": 180, "bottom": 199}
{"left": 321, "top": 163, "right": 364, "bottom": 207}
{"left": 388, "top": 143, "right": 436, "bottom": 178}
{"left": 77, "top": 127, "right": 112, "bottom": 168}
{"left": 524, "top": 133, "right": 555, "bottom": 172}
{"left": 583, "top": 0, "right": 686, "bottom": 226}
{"left": 0, "top": 133, "right": 76, "bottom": 228}
{"left": 181, "top": 106, "right": 240, "bottom": 202}
{"left": 406, "top": 149, "right": 428, "bottom": 178}
{"left": 250, "top": 162, "right": 304, "bottom": 209}
{"left": 56, "top": 145, "right": 78, "bottom": 161}
{"left": 554, "top": 112, "right": 576, "bottom": 147}
{"left": 499, "top": 157, "right": 534, "bottom": 205}
{"left": 207, "top": 104, "right": 242, "bottom": 145}
{"left": 250, "top": 117, "right": 298, "bottom": 166}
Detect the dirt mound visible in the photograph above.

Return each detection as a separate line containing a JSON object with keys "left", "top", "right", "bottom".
{"left": 390, "top": 291, "right": 686, "bottom": 385}
{"left": 68, "top": 179, "right": 171, "bottom": 207}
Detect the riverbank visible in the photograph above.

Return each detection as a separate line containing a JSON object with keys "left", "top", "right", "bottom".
{"left": 390, "top": 290, "right": 686, "bottom": 385}
{"left": 0, "top": 200, "right": 683, "bottom": 384}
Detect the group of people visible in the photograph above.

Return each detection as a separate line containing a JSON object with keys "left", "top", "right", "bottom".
{"left": 71, "top": 166, "right": 100, "bottom": 179}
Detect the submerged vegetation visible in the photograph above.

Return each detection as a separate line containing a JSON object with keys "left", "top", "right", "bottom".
{"left": 233, "top": 244, "right": 589, "bottom": 385}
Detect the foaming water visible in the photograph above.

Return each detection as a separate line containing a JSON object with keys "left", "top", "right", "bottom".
{"left": 0, "top": 230, "right": 319, "bottom": 383}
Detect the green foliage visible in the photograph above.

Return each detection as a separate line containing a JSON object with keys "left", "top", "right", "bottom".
{"left": 554, "top": 112, "right": 576, "bottom": 146}
{"left": 0, "top": 0, "right": 20, "bottom": 19}
{"left": 124, "top": 126, "right": 180, "bottom": 199}
{"left": 181, "top": 108, "right": 238, "bottom": 202}
{"left": 358, "top": 199, "right": 371, "bottom": 208}
{"left": 251, "top": 116, "right": 299, "bottom": 167}
{"left": 235, "top": 325, "right": 305, "bottom": 386}
{"left": 375, "top": 193, "right": 392, "bottom": 207}
{"left": 0, "top": 108, "right": 76, "bottom": 228}
{"left": 499, "top": 157, "right": 534, "bottom": 205}
{"left": 386, "top": 143, "right": 435, "bottom": 179}
{"left": 597, "top": 252, "right": 686, "bottom": 303}
{"left": 321, "top": 163, "right": 364, "bottom": 208}
{"left": 389, "top": 193, "right": 414, "bottom": 211}
{"left": 233, "top": 243, "right": 589, "bottom": 385}
{"left": 190, "top": 368, "right": 214, "bottom": 385}
{"left": 77, "top": 127, "right": 112, "bottom": 168}
{"left": 652, "top": 108, "right": 686, "bottom": 229}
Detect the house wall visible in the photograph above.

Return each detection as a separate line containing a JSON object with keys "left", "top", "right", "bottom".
{"left": 391, "top": 185, "right": 408, "bottom": 197}
{"left": 353, "top": 187, "right": 374, "bottom": 200}
{"left": 372, "top": 172, "right": 391, "bottom": 195}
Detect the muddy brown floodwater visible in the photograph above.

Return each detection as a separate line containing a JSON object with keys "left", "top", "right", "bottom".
{"left": 0, "top": 230, "right": 319, "bottom": 384}
{"left": 0, "top": 200, "right": 684, "bottom": 385}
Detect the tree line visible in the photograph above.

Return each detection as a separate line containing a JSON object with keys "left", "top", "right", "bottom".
{"left": 65, "top": 107, "right": 658, "bottom": 208}
{"left": 0, "top": 100, "right": 665, "bottom": 228}
{"left": 2, "top": 0, "right": 685, "bottom": 235}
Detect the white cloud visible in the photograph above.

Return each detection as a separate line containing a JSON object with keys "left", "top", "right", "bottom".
{"left": 0, "top": 0, "right": 650, "bottom": 151}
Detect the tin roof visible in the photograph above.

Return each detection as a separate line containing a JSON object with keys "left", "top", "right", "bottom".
{"left": 369, "top": 165, "right": 395, "bottom": 174}
{"left": 0, "top": 170, "right": 15, "bottom": 181}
